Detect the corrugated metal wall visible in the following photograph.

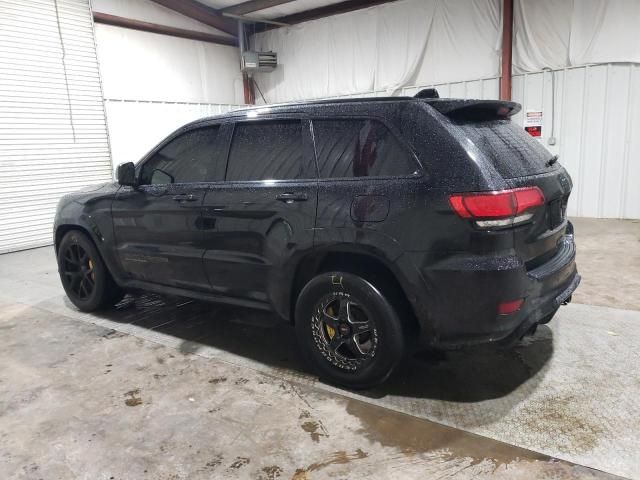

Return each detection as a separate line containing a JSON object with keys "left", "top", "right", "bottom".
{"left": 104, "top": 99, "right": 244, "bottom": 169}
{"left": 323, "top": 64, "right": 640, "bottom": 219}
{"left": 512, "top": 64, "right": 640, "bottom": 219}
{"left": 0, "top": 0, "right": 113, "bottom": 253}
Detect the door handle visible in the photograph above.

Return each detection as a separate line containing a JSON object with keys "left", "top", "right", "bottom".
{"left": 172, "top": 194, "right": 198, "bottom": 202}
{"left": 276, "top": 192, "right": 308, "bottom": 204}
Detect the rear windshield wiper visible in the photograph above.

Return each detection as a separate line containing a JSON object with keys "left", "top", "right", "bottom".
{"left": 547, "top": 154, "right": 559, "bottom": 167}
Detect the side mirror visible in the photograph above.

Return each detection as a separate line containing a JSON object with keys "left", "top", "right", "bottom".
{"left": 116, "top": 162, "right": 136, "bottom": 187}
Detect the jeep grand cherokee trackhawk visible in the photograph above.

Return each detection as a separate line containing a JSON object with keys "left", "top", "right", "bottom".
{"left": 54, "top": 90, "right": 580, "bottom": 388}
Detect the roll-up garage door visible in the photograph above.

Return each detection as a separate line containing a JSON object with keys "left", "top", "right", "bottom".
{"left": 0, "top": 0, "right": 113, "bottom": 253}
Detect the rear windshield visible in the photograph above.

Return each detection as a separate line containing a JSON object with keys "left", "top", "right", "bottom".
{"left": 454, "top": 119, "right": 555, "bottom": 179}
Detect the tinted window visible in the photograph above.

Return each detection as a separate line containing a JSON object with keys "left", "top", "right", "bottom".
{"left": 140, "top": 126, "right": 219, "bottom": 185}
{"left": 455, "top": 119, "right": 555, "bottom": 179}
{"left": 226, "top": 121, "right": 303, "bottom": 181}
{"left": 313, "top": 119, "right": 417, "bottom": 178}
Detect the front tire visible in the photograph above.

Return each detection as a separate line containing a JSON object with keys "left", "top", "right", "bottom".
{"left": 57, "top": 230, "right": 124, "bottom": 312}
{"left": 295, "top": 272, "right": 405, "bottom": 389}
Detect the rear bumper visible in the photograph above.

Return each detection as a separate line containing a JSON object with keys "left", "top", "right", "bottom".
{"left": 411, "top": 231, "right": 580, "bottom": 347}
{"left": 497, "top": 270, "right": 580, "bottom": 346}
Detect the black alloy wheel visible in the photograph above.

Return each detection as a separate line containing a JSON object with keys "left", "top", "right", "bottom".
{"left": 311, "top": 293, "right": 378, "bottom": 371}
{"left": 57, "top": 230, "right": 124, "bottom": 311}
{"left": 295, "top": 271, "right": 405, "bottom": 389}
{"left": 61, "top": 242, "right": 96, "bottom": 301}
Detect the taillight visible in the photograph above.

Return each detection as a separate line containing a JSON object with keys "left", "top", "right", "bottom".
{"left": 449, "top": 187, "right": 545, "bottom": 228}
{"left": 497, "top": 298, "right": 524, "bottom": 315}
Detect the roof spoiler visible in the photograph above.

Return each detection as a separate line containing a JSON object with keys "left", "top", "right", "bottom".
{"left": 414, "top": 88, "right": 439, "bottom": 99}
{"left": 425, "top": 99, "right": 521, "bottom": 119}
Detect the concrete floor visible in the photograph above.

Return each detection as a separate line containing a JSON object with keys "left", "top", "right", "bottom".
{"left": 570, "top": 217, "right": 640, "bottom": 311}
{"left": 0, "top": 217, "right": 638, "bottom": 479}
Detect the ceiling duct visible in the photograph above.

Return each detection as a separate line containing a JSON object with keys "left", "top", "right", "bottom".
{"left": 241, "top": 51, "right": 277, "bottom": 72}
{"left": 238, "top": 20, "right": 277, "bottom": 73}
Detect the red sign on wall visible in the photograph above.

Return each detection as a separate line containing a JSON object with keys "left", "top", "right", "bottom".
{"left": 525, "top": 125, "right": 542, "bottom": 137}
{"left": 524, "top": 111, "right": 543, "bottom": 137}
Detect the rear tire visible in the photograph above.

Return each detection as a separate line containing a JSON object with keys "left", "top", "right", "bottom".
{"left": 57, "top": 230, "right": 124, "bottom": 312}
{"left": 295, "top": 271, "right": 405, "bottom": 389}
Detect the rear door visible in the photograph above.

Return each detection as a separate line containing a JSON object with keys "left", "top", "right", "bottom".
{"left": 311, "top": 117, "right": 421, "bottom": 246}
{"left": 201, "top": 117, "right": 317, "bottom": 310}
{"left": 112, "top": 125, "right": 224, "bottom": 291}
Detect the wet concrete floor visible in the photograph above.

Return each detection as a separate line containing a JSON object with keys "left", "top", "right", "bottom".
{"left": 0, "top": 217, "right": 638, "bottom": 479}
{"left": 0, "top": 301, "right": 622, "bottom": 479}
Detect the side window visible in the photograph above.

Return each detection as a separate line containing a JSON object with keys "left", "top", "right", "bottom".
{"left": 226, "top": 120, "right": 303, "bottom": 181}
{"left": 140, "top": 126, "right": 219, "bottom": 185}
{"left": 312, "top": 119, "right": 418, "bottom": 178}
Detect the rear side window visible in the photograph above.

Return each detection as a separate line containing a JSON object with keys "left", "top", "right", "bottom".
{"left": 455, "top": 119, "right": 555, "bottom": 179}
{"left": 140, "top": 126, "right": 219, "bottom": 185}
{"left": 226, "top": 120, "right": 303, "bottom": 181}
{"left": 313, "top": 119, "right": 418, "bottom": 179}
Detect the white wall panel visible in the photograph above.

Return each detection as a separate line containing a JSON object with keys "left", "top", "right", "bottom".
{"left": 0, "top": 0, "right": 113, "bottom": 254}
{"left": 623, "top": 66, "right": 640, "bottom": 219}
{"left": 252, "top": 0, "right": 501, "bottom": 103}
{"left": 512, "top": 64, "right": 640, "bottom": 219}
{"left": 104, "top": 100, "right": 243, "bottom": 168}
{"left": 94, "top": 24, "right": 243, "bottom": 104}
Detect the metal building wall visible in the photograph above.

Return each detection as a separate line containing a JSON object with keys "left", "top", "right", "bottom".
{"left": 0, "top": 0, "right": 113, "bottom": 253}
{"left": 512, "top": 64, "right": 640, "bottom": 220}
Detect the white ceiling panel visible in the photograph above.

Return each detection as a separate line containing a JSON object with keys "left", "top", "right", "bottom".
{"left": 195, "top": 0, "right": 352, "bottom": 21}
{"left": 196, "top": 0, "right": 244, "bottom": 10}
{"left": 248, "top": 0, "right": 348, "bottom": 20}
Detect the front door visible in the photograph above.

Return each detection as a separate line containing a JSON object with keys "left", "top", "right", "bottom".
{"left": 201, "top": 118, "right": 317, "bottom": 312}
{"left": 112, "top": 125, "right": 224, "bottom": 291}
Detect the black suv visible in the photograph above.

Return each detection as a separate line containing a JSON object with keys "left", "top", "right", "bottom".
{"left": 54, "top": 91, "right": 579, "bottom": 388}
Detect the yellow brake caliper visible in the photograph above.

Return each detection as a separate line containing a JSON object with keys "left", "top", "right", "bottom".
{"left": 325, "top": 305, "right": 336, "bottom": 339}
{"left": 88, "top": 259, "right": 95, "bottom": 281}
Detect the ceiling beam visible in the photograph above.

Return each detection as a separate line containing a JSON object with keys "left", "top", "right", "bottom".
{"left": 222, "top": 0, "right": 296, "bottom": 16}
{"left": 93, "top": 12, "right": 238, "bottom": 47}
{"left": 149, "top": 0, "right": 238, "bottom": 36}
{"left": 272, "top": 0, "right": 399, "bottom": 26}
